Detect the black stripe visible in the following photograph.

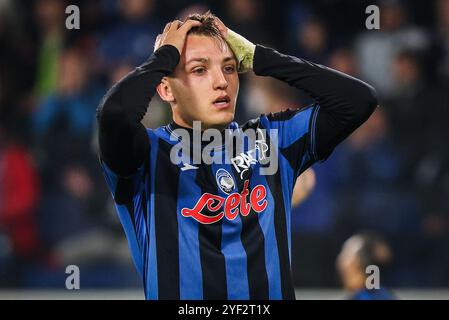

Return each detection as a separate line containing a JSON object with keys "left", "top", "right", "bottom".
{"left": 239, "top": 204, "right": 269, "bottom": 299}
{"left": 229, "top": 122, "right": 269, "bottom": 299}
{"left": 124, "top": 201, "right": 138, "bottom": 245}
{"left": 265, "top": 171, "right": 296, "bottom": 300}
{"left": 279, "top": 135, "right": 308, "bottom": 175}
{"left": 197, "top": 164, "right": 227, "bottom": 299}
{"left": 114, "top": 176, "right": 135, "bottom": 205}
{"left": 265, "top": 106, "right": 313, "bottom": 122}
{"left": 154, "top": 139, "right": 180, "bottom": 299}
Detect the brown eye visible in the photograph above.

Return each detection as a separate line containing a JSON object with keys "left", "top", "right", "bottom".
{"left": 224, "top": 65, "right": 236, "bottom": 73}
{"left": 193, "top": 67, "right": 206, "bottom": 74}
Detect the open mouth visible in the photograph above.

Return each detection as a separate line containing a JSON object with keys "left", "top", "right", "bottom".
{"left": 213, "top": 95, "right": 231, "bottom": 109}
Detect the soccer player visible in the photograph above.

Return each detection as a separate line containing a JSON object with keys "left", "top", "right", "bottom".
{"left": 337, "top": 233, "right": 396, "bottom": 300}
{"left": 97, "top": 12, "right": 378, "bottom": 300}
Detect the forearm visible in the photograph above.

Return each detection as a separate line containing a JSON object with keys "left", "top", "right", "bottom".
{"left": 253, "top": 45, "right": 378, "bottom": 159}
{"left": 96, "top": 45, "right": 180, "bottom": 176}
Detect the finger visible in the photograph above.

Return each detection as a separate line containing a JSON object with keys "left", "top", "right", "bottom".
{"left": 163, "top": 21, "right": 173, "bottom": 34}
{"left": 213, "top": 17, "right": 227, "bottom": 35}
{"left": 214, "top": 17, "right": 225, "bottom": 27}
{"left": 178, "top": 19, "right": 202, "bottom": 33}
{"left": 154, "top": 34, "right": 162, "bottom": 50}
{"left": 168, "top": 20, "right": 182, "bottom": 32}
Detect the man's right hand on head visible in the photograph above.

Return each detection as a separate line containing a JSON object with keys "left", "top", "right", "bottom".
{"left": 154, "top": 19, "right": 202, "bottom": 54}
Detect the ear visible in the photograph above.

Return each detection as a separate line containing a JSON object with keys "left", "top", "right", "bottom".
{"left": 156, "top": 77, "right": 176, "bottom": 103}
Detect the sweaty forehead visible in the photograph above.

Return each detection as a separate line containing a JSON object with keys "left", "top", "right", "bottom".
{"left": 181, "top": 34, "right": 235, "bottom": 64}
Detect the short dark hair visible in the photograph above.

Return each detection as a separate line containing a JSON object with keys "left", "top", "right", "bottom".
{"left": 184, "top": 11, "right": 222, "bottom": 39}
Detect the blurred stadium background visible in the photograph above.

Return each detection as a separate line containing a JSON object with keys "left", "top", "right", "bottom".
{"left": 0, "top": 0, "right": 448, "bottom": 299}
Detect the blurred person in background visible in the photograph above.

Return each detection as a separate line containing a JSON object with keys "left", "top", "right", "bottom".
{"left": 33, "top": 46, "right": 100, "bottom": 139}
{"left": 293, "top": 16, "right": 330, "bottom": 64}
{"left": 355, "top": 0, "right": 429, "bottom": 97}
{"left": 30, "top": 39, "right": 131, "bottom": 279}
{"left": 0, "top": 0, "right": 37, "bottom": 128}
{"left": 32, "top": 46, "right": 104, "bottom": 189}
{"left": 387, "top": 49, "right": 449, "bottom": 190}
{"left": 418, "top": 199, "right": 449, "bottom": 286}
{"left": 222, "top": 0, "right": 274, "bottom": 46}
{"left": 242, "top": 73, "right": 301, "bottom": 118}
{"left": 98, "top": 0, "right": 161, "bottom": 68}
{"left": 33, "top": 0, "right": 67, "bottom": 99}
{"left": 327, "top": 47, "right": 359, "bottom": 77}
{"left": 337, "top": 232, "right": 396, "bottom": 300}
{"left": 285, "top": 15, "right": 332, "bottom": 111}
{"left": 34, "top": 156, "right": 138, "bottom": 288}
{"left": 331, "top": 107, "right": 413, "bottom": 238}
{"left": 0, "top": 124, "right": 43, "bottom": 286}
{"left": 435, "top": 0, "right": 449, "bottom": 79}
{"left": 29, "top": 42, "right": 129, "bottom": 286}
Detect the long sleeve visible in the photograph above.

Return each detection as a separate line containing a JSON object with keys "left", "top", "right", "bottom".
{"left": 96, "top": 45, "right": 180, "bottom": 176}
{"left": 253, "top": 44, "right": 378, "bottom": 160}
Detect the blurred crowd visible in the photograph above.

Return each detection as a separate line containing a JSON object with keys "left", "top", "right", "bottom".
{"left": 0, "top": 0, "right": 448, "bottom": 289}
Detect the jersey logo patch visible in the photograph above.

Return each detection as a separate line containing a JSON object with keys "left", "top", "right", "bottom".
{"left": 180, "top": 163, "right": 199, "bottom": 171}
{"left": 216, "top": 168, "right": 235, "bottom": 194}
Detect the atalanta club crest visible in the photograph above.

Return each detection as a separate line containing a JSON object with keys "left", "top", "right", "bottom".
{"left": 216, "top": 169, "right": 235, "bottom": 194}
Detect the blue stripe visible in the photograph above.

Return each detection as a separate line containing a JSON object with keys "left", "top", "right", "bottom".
{"left": 261, "top": 107, "right": 314, "bottom": 149}
{"left": 146, "top": 131, "right": 159, "bottom": 299}
{"left": 133, "top": 182, "right": 151, "bottom": 299}
{"left": 115, "top": 204, "right": 143, "bottom": 275}
{"left": 142, "top": 157, "right": 151, "bottom": 299}
{"left": 177, "top": 169, "right": 203, "bottom": 299}
{"left": 100, "top": 161, "right": 145, "bottom": 278}
{"left": 133, "top": 193, "right": 149, "bottom": 261}
{"left": 100, "top": 161, "right": 118, "bottom": 197}
{"left": 214, "top": 160, "right": 250, "bottom": 300}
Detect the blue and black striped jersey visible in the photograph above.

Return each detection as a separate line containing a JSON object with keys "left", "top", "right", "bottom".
{"left": 101, "top": 106, "right": 319, "bottom": 299}
{"left": 97, "top": 44, "right": 377, "bottom": 300}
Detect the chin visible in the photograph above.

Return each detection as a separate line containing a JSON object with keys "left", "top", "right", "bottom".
{"left": 203, "top": 112, "right": 234, "bottom": 129}
{"left": 217, "top": 113, "right": 235, "bottom": 127}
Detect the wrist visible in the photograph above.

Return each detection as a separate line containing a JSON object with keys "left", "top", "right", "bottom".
{"left": 225, "top": 29, "right": 256, "bottom": 73}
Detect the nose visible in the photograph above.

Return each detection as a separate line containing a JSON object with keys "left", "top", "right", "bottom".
{"left": 212, "top": 68, "right": 228, "bottom": 90}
